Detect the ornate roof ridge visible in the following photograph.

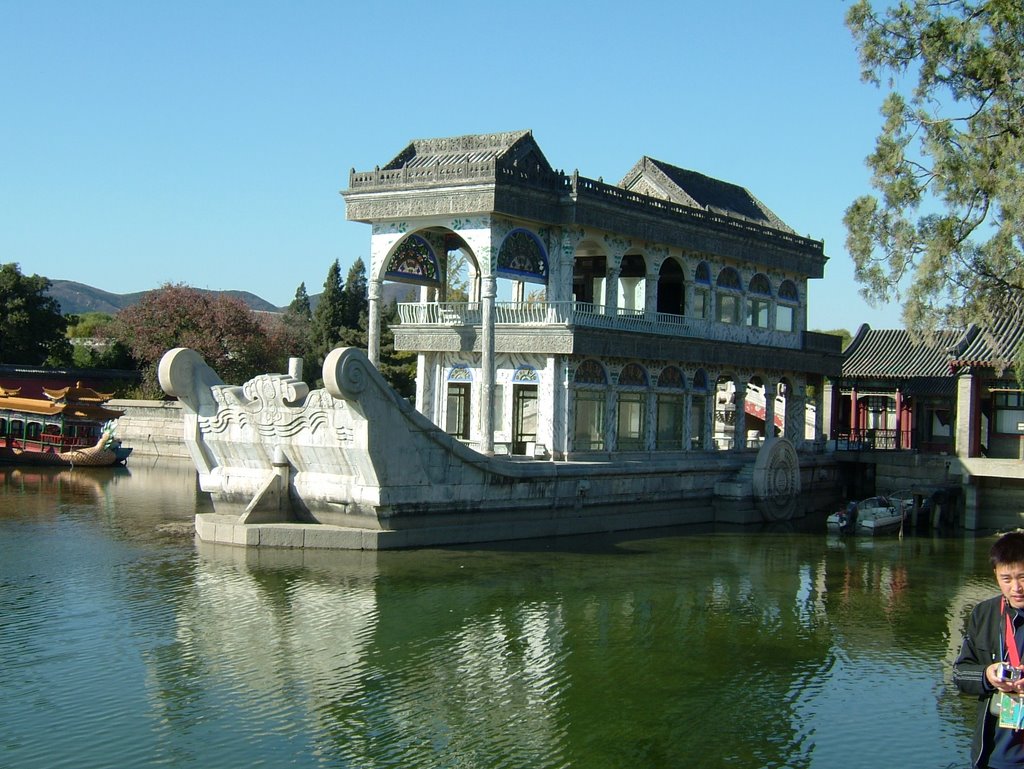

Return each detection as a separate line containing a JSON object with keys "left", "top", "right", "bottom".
{"left": 383, "top": 130, "right": 536, "bottom": 170}
{"left": 842, "top": 326, "right": 963, "bottom": 379}
{"left": 949, "top": 295, "right": 1024, "bottom": 372}
{"left": 619, "top": 156, "right": 794, "bottom": 233}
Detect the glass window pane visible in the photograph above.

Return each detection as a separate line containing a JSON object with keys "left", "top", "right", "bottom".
{"left": 574, "top": 391, "right": 606, "bottom": 451}
{"left": 717, "top": 294, "right": 739, "bottom": 324}
{"left": 617, "top": 392, "right": 645, "bottom": 451}
{"left": 693, "top": 290, "right": 707, "bottom": 319}
{"left": 446, "top": 383, "right": 471, "bottom": 438}
{"left": 656, "top": 395, "right": 684, "bottom": 450}
{"left": 690, "top": 395, "right": 706, "bottom": 449}
{"left": 776, "top": 305, "right": 794, "bottom": 332}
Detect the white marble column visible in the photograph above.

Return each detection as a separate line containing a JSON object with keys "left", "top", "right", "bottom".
{"left": 368, "top": 278, "right": 381, "bottom": 368}
{"left": 733, "top": 382, "right": 748, "bottom": 449}
{"left": 480, "top": 275, "right": 496, "bottom": 455}
{"left": 763, "top": 379, "right": 777, "bottom": 440}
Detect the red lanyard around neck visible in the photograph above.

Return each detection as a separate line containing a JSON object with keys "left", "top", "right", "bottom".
{"left": 1005, "top": 598, "right": 1022, "bottom": 667}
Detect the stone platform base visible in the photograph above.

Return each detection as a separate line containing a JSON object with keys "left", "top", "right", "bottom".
{"left": 195, "top": 501, "right": 718, "bottom": 551}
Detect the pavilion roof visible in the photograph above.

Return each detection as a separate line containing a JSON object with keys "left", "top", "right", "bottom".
{"left": 840, "top": 325, "right": 962, "bottom": 395}
{"left": 949, "top": 299, "right": 1024, "bottom": 373}
{"left": 381, "top": 129, "right": 554, "bottom": 173}
{"left": 42, "top": 382, "right": 116, "bottom": 403}
{"left": 0, "top": 394, "right": 123, "bottom": 421}
{"left": 618, "top": 156, "right": 794, "bottom": 233}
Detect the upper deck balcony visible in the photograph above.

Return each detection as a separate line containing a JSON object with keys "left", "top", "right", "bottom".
{"left": 396, "top": 300, "right": 842, "bottom": 354}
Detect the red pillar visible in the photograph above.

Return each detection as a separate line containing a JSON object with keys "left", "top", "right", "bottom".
{"left": 850, "top": 386, "right": 858, "bottom": 440}
{"left": 894, "top": 389, "right": 902, "bottom": 449}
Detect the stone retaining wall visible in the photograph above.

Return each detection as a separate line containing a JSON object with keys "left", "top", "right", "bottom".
{"left": 109, "top": 399, "right": 188, "bottom": 458}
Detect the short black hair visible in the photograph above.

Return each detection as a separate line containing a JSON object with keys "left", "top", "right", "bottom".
{"left": 991, "top": 532, "right": 1024, "bottom": 568}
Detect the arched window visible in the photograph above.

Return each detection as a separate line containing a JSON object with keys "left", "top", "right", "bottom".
{"left": 692, "top": 262, "right": 711, "bottom": 319}
{"left": 657, "top": 366, "right": 685, "bottom": 389}
{"left": 690, "top": 369, "right": 709, "bottom": 450}
{"left": 747, "top": 273, "right": 772, "bottom": 329}
{"left": 573, "top": 359, "right": 607, "bottom": 452}
{"left": 445, "top": 365, "right": 473, "bottom": 439}
{"left": 497, "top": 229, "right": 548, "bottom": 283}
{"left": 618, "top": 254, "right": 646, "bottom": 312}
{"left": 656, "top": 366, "right": 686, "bottom": 450}
{"left": 573, "top": 359, "right": 607, "bottom": 385}
{"left": 385, "top": 234, "right": 441, "bottom": 286}
{"left": 512, "top": 366, "right": 539, "bottom": 383}
{"left": 777, "top": 280, "right": 799, "bottom": 333}
{"left": 618, "top": 363, "right": 648, "bottom": 387}
{"left": 716, "top": 267, "right": 742, "bottom": 324}
{"left": 657, "top": 259, "right": 684, "bottom": 316}
{"left": 617, "top": 363, "right": 648, "bottom": 451}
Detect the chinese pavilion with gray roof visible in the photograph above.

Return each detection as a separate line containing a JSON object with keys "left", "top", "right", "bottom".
{"left": 826, "top": 302, "right": 1024, "bottom": 529}
{"left": 342, "top": 129, "right": 843, "bottom": 460}
{"left": 828, "top": 325, "right": 961, "bottom": 452}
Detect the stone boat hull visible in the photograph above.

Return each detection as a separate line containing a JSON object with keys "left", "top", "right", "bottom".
{"left": 159, "top": 347, "right": 806, "bottom": 550}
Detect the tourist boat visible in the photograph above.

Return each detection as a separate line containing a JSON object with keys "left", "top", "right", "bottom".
{"left": 826, "top": 496, "right": 905, "bottom": 535}
{"left": 0, "top": 384, "right": 132, "bottom": 467}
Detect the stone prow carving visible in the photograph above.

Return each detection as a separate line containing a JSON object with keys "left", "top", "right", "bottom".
{"left": 158, "top": 345, "right": 523, "bottom": 525}
{"left": 321, "top": 347, "right": 506, "bottom": 486}
{"left": 159, "top": 347, "right": 228, "bottom": 418}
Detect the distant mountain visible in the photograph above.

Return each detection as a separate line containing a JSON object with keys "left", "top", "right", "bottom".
{"left": 47, "top": 280, "right": 419, "bottom": 316}
{"left": 48, "top": 280, "right": 284, "bottom": 315}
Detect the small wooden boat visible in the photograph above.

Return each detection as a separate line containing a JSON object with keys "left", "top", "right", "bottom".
{"left": 826, "top": 495, "right": 904, "bottom": 535}
{"left": 0, "top": 383, "right": 132, "bottom": 467}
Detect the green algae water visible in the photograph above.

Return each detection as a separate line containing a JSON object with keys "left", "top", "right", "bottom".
{"left": 0, "top": 459, "right": 984, "bottom": 768}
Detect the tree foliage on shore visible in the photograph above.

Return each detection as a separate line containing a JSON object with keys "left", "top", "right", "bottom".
{"left": 300, "top": 258, "right": 415, "bottom": 397}
{"left": 0, "top": 262, "right": 71, "bottom": 366}
{"left": 110, "top": 283, "right": 289, "bottom": 395}
{"left": 65, "top": 312, "right": 135, "bottom": 369}
{"left": 844, "top": 0, "right": 1024, "bottom": 332}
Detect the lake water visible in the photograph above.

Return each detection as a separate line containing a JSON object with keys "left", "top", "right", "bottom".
{"left": 0, "top": 458, "right": 991, "bottom": 768}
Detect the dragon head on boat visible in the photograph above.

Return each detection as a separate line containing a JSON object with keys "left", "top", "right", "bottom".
{"left": 98, "top": 420, "right": 120, "bottom": 450}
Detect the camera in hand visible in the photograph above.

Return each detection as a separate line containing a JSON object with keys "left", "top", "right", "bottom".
{"left": 1000, "top": 663, "right": 1023, "bottom": 681}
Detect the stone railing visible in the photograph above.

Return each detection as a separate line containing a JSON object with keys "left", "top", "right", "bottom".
{"left": 349, "top": 158, "right": 564, "bottom": 192}
{"left": 397, "top": 301, "right": 805, "bottom": 348}
{"left": 346, "top": 162, "right": 824, "bottom": 262}
{"left": 568, "top": 174, "right": 825, "bottom": 259}
{"left": 349, "top": 160, "right": 499, "bottom": 190}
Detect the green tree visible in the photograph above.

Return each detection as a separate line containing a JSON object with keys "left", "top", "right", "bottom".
{"left": 0, "top": 263, "right": 71, "bottom": 365}
{"left": 279, "top": 282, "right": 313, "bottom": 364}
{"left": 377, "top": 300, "right": 416, "bottom": 398}
{"left": 340, "top": 258, "right": 369, "bottom": 329}
{"left": 288, "top": 282, "right": 312, "bottom": 319}
{"left": 66, "top": 311, "right": 115, "bottom": 339}
{"left": 66, "top": 312, "right": 136, "bottom": 369}
{"left": 844, "top": 0, "right": 1024, "bottom": 332}
{"left": 308, "top": 260, "right": 346, "bottom": 371}
{"left": 446, "top": 249, "right": 470, "bottom": 302}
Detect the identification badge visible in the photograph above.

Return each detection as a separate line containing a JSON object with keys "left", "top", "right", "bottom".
{"left": 998, "top": 693, "right": 1024, "bottom": 729}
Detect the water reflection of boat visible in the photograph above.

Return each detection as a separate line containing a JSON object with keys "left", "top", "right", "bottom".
{"left": 0, "top": 384, "right": 132, "bottom": 467}
{"left": 826, "top": 496, "right": 905, "bottom": 536}
{"left": 0, "top": 464, "right": 129, "bottom": 508}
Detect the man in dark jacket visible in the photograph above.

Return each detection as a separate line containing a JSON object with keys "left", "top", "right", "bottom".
{"left": 954, "top": 531, "right": 1024, "bottom": 768}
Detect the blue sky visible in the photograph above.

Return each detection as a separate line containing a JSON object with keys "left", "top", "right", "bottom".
{"left": 1, "top": 0, "right": 905, "bottom": 333}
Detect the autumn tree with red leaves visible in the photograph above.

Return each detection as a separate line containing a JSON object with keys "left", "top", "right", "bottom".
{"left": 111, "top": 283, "right": 288, "bottom": 395}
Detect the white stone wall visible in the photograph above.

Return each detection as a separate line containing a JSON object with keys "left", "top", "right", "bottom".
{"left": 108, "top": 399, "right": 189, "bottom": 458}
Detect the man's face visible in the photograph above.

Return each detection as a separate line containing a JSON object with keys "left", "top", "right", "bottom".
{"left": 995, "top": 562, "right": 1024, "bottom": 610}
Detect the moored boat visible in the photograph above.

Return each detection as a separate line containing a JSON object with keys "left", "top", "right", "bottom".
{"left": 0, "top": 383, "right": 132, "bottom": 467}
{"left": 826, "top": 495, "right": 905, "bottom": 535}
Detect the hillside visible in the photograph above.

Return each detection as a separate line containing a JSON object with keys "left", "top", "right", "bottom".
{"left": 47, "top": 280, "right": 418, "bottom": 316}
